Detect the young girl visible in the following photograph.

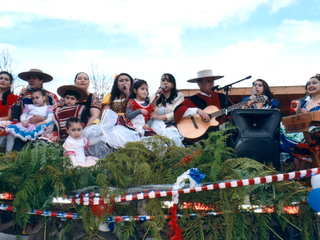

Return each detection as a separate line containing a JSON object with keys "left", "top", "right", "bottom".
{"left": 6, "top": 88, "right": 54, "bottom": 152}
{"left": 51, "top": 85, "right": 87, "bottom": 143}
{"left": 125, "top": 79, "right": 156, "bottom": 137}
{"left": 63, "top": 117, "right": 98, "bottom": 167}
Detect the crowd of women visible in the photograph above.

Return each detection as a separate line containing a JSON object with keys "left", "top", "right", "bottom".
{"left": 0, "top": 68, "right": 318, "bottom": 171}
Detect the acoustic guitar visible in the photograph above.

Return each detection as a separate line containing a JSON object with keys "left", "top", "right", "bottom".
{"left": 177, "top": 95, "right": 268, "bottom": 141}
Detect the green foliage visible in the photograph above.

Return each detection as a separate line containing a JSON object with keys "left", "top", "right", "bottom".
{"left": 0, "top": 130, "right": 317, "bottom": 239}
{"left": 187, "top": 128, "right": 236, "bottom": 183}
{"left": 76, "top": 205, "right": 97, "bottom": 237}
{"left": 114, "top": 221, "right": 137, "bottom": 240}
{"left": 298, "top": 204, "right": 314, "bottom": 240}
{"left": 0, "top": 142, "right": 96, "bottom": 230}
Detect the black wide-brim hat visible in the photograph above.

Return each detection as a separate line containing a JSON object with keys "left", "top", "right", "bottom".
{"left": 57, "top": 85, "right": 88, "bottom": 102}
{"left": 18, "top": 68, "right": 53, "bottom": 83}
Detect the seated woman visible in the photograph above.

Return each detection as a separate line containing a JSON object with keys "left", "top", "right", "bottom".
{"left": 0, "top": 71, "right": 18, "bottom": 148}
{"left": 282, "top": 75, "right": 320, "bottom": 170}
{"left": 242, "top": 79, "right": 278, "bottom": 109}
{"left": 100, "top": 73, "right": 140, "bottom": 148}
{"left": 149, "top": 73, "right": 185, "bottom": 146}
{"left": 70, "top": 72, "right": 112, "bottom": 159}
{"left": 66, "top": 72, "right": 102, "bottom": 126}
{"left": 101, "top": 73, "right": 132, "bottom": 115}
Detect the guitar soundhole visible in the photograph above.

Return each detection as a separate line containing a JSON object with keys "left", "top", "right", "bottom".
{"left": 191, "top": 116, "right": 198, "bottom": 129}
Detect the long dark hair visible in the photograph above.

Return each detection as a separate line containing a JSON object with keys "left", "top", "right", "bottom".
{"left": 128, "top": 79, "right": 149, "bottom": 103}
{"left": 0, "top": 71, "right": 13, "bottom": 106}
{"left": 253, "top": 79, "right": 275, "bottom": 101}
{"left": 155, "top": 73, "right": 178, "bottom": 106}
{"left": 110, "top": 73, "right": 133, "bottom": 108}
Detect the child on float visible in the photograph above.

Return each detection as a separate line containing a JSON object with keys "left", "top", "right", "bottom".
{"left": 125, "top": 79, "right": 185, "bottom": 146}
{"left": 51, "top": 85, "right": 87, "bottom": 143}
{"left": 6, "top": 88, "right": 54, "bottom": 152}
{"left": 63, "top": 117, "right": 98, "bottom": 167}
{"left": 125, "top": 79, "right": 157, "bottom": 137}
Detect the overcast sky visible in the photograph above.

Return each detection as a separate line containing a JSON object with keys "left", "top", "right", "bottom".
{"left": 1, "top": 0, "right": 320, "bottom": 96}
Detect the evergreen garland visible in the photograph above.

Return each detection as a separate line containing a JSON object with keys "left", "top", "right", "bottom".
{"left": 0, "top": 128, "right": 317, "bottom": 239}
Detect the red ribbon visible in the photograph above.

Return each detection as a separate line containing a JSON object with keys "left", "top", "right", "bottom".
{"left": 168, "top": 203, "right": 182, "bottom": 240}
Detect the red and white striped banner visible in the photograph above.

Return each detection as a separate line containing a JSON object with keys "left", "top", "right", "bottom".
{"left": 0, "top": 202, "right": 305, "bottom": 222}
{"left": 69, "top": 167, "right": 320, "bottom": 205}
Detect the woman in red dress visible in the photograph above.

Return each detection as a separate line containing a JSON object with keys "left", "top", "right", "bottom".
{"left": 0, "top": 71, "right": 18, "bottom": 135}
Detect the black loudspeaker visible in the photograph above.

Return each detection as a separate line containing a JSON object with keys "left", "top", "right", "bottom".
{"left": 231, "top": 109, "right": 281, "bottom": 171}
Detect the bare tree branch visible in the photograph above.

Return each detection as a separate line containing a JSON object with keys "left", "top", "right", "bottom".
{"left": 0, "top": 47, "right": 23, "bottom": 94}
{"left": 88, "top": 61, "right": 113, "bottom": 100}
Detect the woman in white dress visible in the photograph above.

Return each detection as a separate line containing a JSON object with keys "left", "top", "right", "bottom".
{"left": 100, "top": 73, "right": 140, "bottom": 148}
{"left": 150, "top": 73, "right": 185, "bottom": 147}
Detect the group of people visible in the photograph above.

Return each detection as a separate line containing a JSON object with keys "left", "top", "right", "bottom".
{"left": 0, "top": 69, "right": 188, "bottom": 167}
{"left": 0, "top": 68, "right": 317, "bottom": 171}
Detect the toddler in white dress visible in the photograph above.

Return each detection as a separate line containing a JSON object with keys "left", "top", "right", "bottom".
{"left": 63, "top": 117, "right": 98, "bottom": 167}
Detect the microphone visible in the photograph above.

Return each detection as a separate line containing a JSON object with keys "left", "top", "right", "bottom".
{"left": 210, "top": 85, "right": 220, "bottom": 91}
{"left": 122, "top": 85, "right": 126, "bottom": 90}
{"left": 252, "top": 90, "right": 257, "bottom": 95}
{"left": 156, "top": 85, "right": 166, "bottom": 97}
{"left": 18, "top": 85, "right": 31, "bottom": 100}
{"left": 245, "top": 75, "right": 252, "bottom": 80}
{"left": 19, "top": 92, "right": 25, "bottom": 99}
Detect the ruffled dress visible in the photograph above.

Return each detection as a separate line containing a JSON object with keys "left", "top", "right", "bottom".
{"left": 6, "top": 104, "right": 53, "bottom": 141}
{"left": 280, "top": 99, "right": 320, "bottom": 163}
{"left": 151, "top": 106, "right": 184, "bottom": 147}
{"left": 100, "top": 94, "right": 140, "bottom": 148}
{"left": 126, "top": 99, "right": 156, "bottom": 137}
{"left": 100, "top": 109, "right": 140, "bottom": 148}
{"left": 63, "top": 136, "right": 99, "bottom": 167}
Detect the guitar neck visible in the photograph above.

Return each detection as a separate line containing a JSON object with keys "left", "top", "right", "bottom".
{"left": 209, "top": 101, "right": 248, "bottom": 119}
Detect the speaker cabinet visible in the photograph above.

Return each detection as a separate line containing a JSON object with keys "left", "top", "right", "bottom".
{"left": 231, "top": 109, "right": 281, "bottom": 170}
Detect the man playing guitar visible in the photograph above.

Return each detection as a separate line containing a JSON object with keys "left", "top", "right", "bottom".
{"left": 174, "top": 69, "right": 234, "bottom": 141}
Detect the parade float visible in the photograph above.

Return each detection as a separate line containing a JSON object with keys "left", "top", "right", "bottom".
{"left": 0, "top": 127, "right": 319, "bottom": 240}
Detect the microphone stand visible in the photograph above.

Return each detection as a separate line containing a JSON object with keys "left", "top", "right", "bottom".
{"left": 216, "top": 75, "right": 252, "bottom": 123}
